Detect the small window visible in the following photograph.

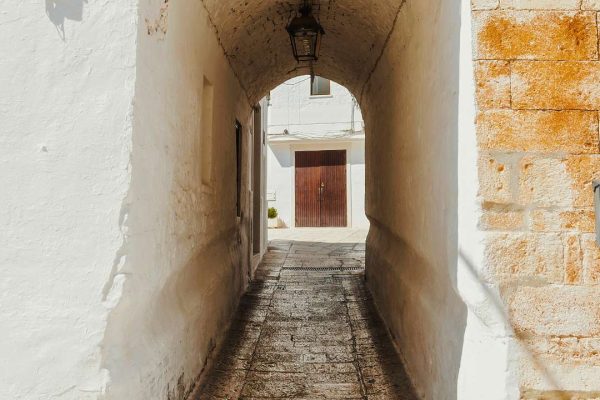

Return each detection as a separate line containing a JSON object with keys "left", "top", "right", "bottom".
{"left": 311, "top": 76, "right": 331, "bottom": 96}
{"left": 235, "top": 120, "right": 242, "bottom": 217}
{"left": 201, "top": 76, "right": 214, "bottom": 185}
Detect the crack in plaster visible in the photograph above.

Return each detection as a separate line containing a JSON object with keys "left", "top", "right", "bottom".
{"left": 358, "top": 0, "right": 408, "bottom": 104}
{"left": 198, "top": 0, "right": 254, "bottom": 107}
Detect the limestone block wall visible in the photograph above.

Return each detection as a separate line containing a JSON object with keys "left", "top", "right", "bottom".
{"left": 472, "top": 0, "right": 600, "bottom": 396}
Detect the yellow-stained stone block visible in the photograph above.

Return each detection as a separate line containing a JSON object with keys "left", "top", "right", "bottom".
{"left": 479, "top": 155, "right": 513, "bottom": 203}
{"left": 472, "top": 0, "right": 500, "bottom": 9}
{"left": 475, "top": 4, "right": 600, "bottom": 391}
{"left": 519, "top": 157, "right": 574, "bottom": 207}
{"left": 521, "top": 156, "right": 600, "bottom": 207}
{"left": 532, "top": 209, "right": 596, "bottom": 232}
{"left": 522, "top": 390, "right": 600, "bottom": 399}
{"left": 484, "top": 232, "right": 564, "bottom": 282}
{"left": 518, "top": 344, "right": 600, "bottom": 396}
{"left": 523, "top": 336, "right": 600, "bottom": 365}
{"left": 565, "top": 156, "right": 600, "bottom": 207}
{"left": 560, "top": 209, "right": 596, "bottom": 232}
{"left": 582, "top": 234, "right": 600, "bottom": 284}
{"left": 500, "top": 0, "right": 583, "bottom": 9}
{"left": 475, "top": 60, "right": 511, "bottom": 109}
{"left": 477, "top": 110, "right": 599, "bottom": 153}
{"left": 532, "top": 209, "right": 562, "bottom": 231}
{"left": 512, "top": 61, "right": 600, "bottom": 109}
{"left": 564, "top": 233, "right": 583, "bottom": 283}
{"left": 474, "top": 11, "right": 598, "bottom": 60}
{"left": 480, "top": 209, "right": 525, "bottom": 230}
{"left": 582, "top": 0, "right": 600, "bottom": 10}
{"left": 508, "top": 285, "right": 600, "bottom": 336}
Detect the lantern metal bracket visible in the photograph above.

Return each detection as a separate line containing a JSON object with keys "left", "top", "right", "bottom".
{"left": 286, "top": 1, "right": 325, "bottom": 63}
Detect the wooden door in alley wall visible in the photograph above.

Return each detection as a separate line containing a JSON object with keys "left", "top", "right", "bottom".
{"left": 295, "top": 150, "right": 347, "bottom": 227}
{"left": 319, "top": 150, "right": 347, "bottom": 227}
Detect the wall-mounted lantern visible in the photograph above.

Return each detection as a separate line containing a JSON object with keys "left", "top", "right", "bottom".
{"left": 594, "top": 180, "right": 600, "bottom": 245}
{"left": 286, "top": 2, "right": 325, "bottom": 63}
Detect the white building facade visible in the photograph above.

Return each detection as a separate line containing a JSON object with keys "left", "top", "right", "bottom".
{"left": 267, "top": 76, "right": 368, "bottom": 228}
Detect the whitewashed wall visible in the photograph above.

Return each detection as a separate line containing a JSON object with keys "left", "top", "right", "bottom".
{"left": 0, "top": 1, "right": 137, "bottom": 399}
{"left": 268, "top": 76, "right": 363, "bottom": 137}
{"left": 0, "top": 1, "right": 264, "bottom": 399}
{"left": 267, "top": 138, "right": 368, "bottom": 228}
{"left": 267, "top": 76, "right": 367, "bottom": 228}
{"left": 362, "top": 1, "right": 468, "bottom": 399}
{"left": 100, "top": 1, "right": 259, "bottom": 399}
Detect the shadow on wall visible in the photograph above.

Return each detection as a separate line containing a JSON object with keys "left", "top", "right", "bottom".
{"left": 366, "top": 222, "right": 468, "bottom": 400}
{"left": 269, "top": 143, "right": 292, "bottom": 168}
{"left": 270, "top": 141, "right": 366, "bottom": 170}
{"left": 459, "top": 250, "right": 576, "bottom": 397}
{"left": 45, "top": 0, "right": 86, "bottom": 40}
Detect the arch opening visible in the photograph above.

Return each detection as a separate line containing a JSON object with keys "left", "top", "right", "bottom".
{"left": 100, "top": 1, "right": 470, "bottom": 399}
{"left": 266, "top": 75, "right": 368, "bottom": 230}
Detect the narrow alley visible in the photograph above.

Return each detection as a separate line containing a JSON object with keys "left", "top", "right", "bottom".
{"left": 194, "top": 229, "right": 418, "bottom": 399}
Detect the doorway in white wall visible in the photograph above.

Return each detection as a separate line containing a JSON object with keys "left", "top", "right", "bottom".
{"left": 295, "top": 149, "right": 347, "bottom": 227}
{"left": 266, "top": 76, "right": 368, "bottom": 231}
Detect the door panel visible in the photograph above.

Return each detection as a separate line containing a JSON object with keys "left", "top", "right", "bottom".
{"left": 320, "top": 150, "right": 347, "bottom": 227}
{"left": 295, "top": 151, "right": 322, "bottom": 227}
{"left": 295, "top": 150, "right": 347, "bottom": 227}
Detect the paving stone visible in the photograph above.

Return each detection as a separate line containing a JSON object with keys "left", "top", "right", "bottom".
{"left": 194, "top": 234, "right": 417, "bottom": 399}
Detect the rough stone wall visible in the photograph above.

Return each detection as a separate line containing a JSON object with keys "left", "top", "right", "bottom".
{"left": 472, "top": 0, "right": 600, "bottom": 396}
{"left": 100, "top": 1, "right": 256, "bottom": 399}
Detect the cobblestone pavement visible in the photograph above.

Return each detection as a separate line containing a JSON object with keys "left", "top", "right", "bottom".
{"left": 194, "top": 231, "right": 418, "bottom": 399}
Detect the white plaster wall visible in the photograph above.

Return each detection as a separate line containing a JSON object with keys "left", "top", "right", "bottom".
{"left": 267, "top": 139, "right": 368, "bottom": 228}
{"left": 349, "top": 141, "right": 368, "bottom": 228}
{"left": 362, "top": 0, "right": 470, "bottom": 399}
{"left": 268, "top": 76, "right": 363, "bottom": 137}
{"left": 100, "top": 1, "right": 258, "bottom": 399}
{"left": 0, "top": 1, "right": 137, "bottom": 399}
{"left": 267, "top": 142, "right": 293, "bottom": 228}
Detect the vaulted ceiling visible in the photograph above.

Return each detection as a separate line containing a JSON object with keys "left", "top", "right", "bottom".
{"left": 201, "top": 0, "right": 405, "bottom": 102}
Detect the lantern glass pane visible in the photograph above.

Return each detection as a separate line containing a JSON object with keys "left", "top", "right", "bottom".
{"left": 293, "top": 35, "right": 316, "bottom": 58}
{"left": 286, "top": 10, "right": 324, "bottom": 62}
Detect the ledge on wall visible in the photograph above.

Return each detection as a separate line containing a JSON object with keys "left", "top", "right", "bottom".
{"left": 267, "top": 131, "right": 365, "bottom": 144}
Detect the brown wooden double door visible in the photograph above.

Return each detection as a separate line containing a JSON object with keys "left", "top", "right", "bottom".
{"left": 295, "top": 150, "right": 347, "bottom": 227}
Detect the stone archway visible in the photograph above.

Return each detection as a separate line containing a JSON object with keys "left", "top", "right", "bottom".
{"left": 3, "top": 0, "right": 600, "bottom": 399}
{"left": 100, "top": 1, "right": 472, "bottom": 399}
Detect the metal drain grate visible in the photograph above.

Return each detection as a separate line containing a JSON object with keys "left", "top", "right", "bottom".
{"left": 283, "top": 266, "right": 364, "bottom": 271}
